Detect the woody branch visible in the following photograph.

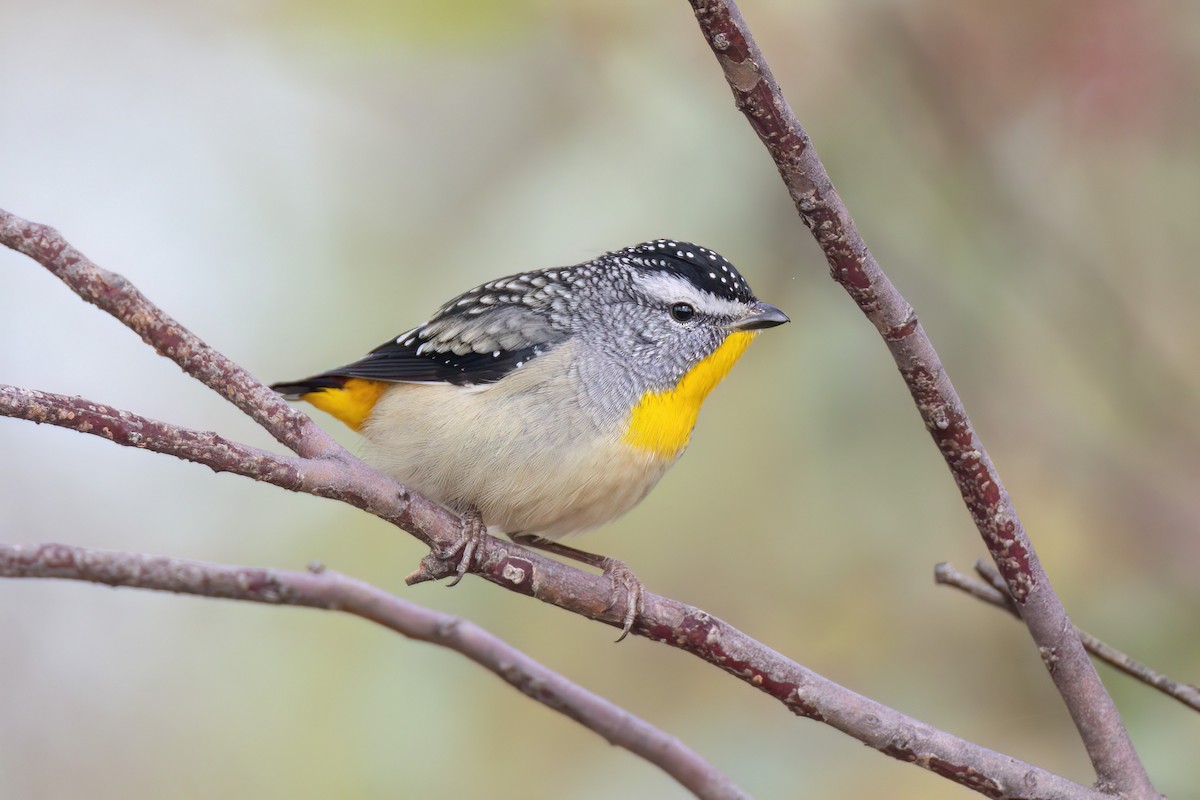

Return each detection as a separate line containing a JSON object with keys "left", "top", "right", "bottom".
{"left": 935, "top": 562, "right": 1200, "bottom": 714}
{"left": 0, "top": 541, "right": 746, "bottom": 800}
{"left": 0, "top": 207, "right": 1106, "bottom": 799}
{"left": 685, "top": 0, "right": 1156, "bottom": 796}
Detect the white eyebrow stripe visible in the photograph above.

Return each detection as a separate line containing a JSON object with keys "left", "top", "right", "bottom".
{"left": 632, "top": 271, "right": 747, "bottom": 318}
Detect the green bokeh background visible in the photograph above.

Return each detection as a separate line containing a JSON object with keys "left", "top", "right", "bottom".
{"left": 1, "top": 1, "right": 1197, "bottom": 797}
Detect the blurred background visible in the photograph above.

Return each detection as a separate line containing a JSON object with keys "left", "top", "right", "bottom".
{"left": 1, "top": 0, "right": 1197, "bottom": 797}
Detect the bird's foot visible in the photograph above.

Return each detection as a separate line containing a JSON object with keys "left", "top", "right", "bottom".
{"left": 444, "top": 506, "right": 486, "bottom": 587}
{"left": 600, "top": 558, "right": 645, "bottom": 642}
{"left": 510, "top": 533, "right": 645, "bottom": 641}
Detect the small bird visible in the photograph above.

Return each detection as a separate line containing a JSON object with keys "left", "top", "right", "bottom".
{"left": 272, "top": 239, "right": 788, "bottom": 636}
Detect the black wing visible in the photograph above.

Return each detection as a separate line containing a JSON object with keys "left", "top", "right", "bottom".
{"left": 330, "top": 334, "right": 549, "bottom": 386}
{"left": 273, "top": 280, "right": 567, "bottom": 394}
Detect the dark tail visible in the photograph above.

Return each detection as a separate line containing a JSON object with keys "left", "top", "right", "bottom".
{"left": 269, "top": 374, "right": 348, "bottom": 400}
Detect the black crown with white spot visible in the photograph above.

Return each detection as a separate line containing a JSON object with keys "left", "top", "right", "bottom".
{"left": 615, "top": 239, "right": 755, "bottom": 304}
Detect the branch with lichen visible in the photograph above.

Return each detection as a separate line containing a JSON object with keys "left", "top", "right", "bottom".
{"left": 685, "top": 1, "right": 1158, "bottom": 797}
{"left": 935, "top": 561, "right": 1200, "bottom": 713}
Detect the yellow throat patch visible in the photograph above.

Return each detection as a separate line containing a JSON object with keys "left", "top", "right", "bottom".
{"left": 623, "top": 331, "right": 758, "bottom": 458}
{"left": 301, "top": 378, "right": 388, "bottom": 431}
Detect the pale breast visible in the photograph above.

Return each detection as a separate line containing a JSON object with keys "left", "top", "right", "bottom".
{"left": 360, "top": 344, "right": 677, "bottom": 539}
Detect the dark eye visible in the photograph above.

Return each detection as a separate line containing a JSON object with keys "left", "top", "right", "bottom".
{"left": 670, "top": 302, "right": 695, "bottom": 322}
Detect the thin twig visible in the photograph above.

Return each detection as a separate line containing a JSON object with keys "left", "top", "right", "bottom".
{"left": 973, "top": 561, "right": 1022, "bottom": 606}
{"left": 684, "top": 2, "right": 1157, "bottom": 796}
{"left": 935, "top": 562, "right": 1200, "bottom": 714}
{"left": 0, "top": 542, "right": 748, "bottom": 800}
{"left": 934, "top": 561, "right": 1018, "bottom": 614}
{"left": 0, "top": 210, "right": 1109, "bottom": 798}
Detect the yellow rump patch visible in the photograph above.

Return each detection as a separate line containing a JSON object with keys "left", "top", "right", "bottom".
{"left": 301, "top": 378, "right": 389, "bottom": 432}
{"left": 623, "top": 331, "right": 758, "bottom": 458}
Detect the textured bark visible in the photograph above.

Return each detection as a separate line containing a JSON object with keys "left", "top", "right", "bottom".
{"left": 0, "top": 542, "right": 747, "bottom": 800}
{"left": 685, "top": 2, "right": 1157, "bottom": 797}
{"left": 936, "top": 562, "right": 1200, "bottom": 714}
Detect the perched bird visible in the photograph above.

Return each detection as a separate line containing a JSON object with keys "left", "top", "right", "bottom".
{"left": 272, "top": 239, "right": 788, "bottom": 636}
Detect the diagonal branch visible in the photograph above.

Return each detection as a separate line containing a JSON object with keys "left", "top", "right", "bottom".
{"left": 0, "top": 215, "right": 333, "bottom": 459}
{"left": 0, "top": 541, "right": 748, "bottom": 800}
{"left": 684, "top": 1, "right": 1157, "bottom": 796}
{"left": 0, "top": 381, "right": 638, "bottom": 622}
{"left": 0, "top": 211, "right": 1111, "bottom": 797}
{"left": 935, "top": 562, "right": 1200, "bottom": 714}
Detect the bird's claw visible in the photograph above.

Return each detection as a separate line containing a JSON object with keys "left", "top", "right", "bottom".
{"left": 443, "top": 507, "right": 486, "bottom": 587}
{"left": 601, "top": 558, "right": 645, "bottom": 642}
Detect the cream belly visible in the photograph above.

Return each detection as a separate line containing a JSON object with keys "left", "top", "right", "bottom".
{"left": 360, "top": 347, "right": 677, "bottom": 539}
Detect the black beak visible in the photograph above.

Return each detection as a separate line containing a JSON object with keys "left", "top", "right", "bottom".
{"left": 731, "top": 301, "right": 790, "bottom": 331}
